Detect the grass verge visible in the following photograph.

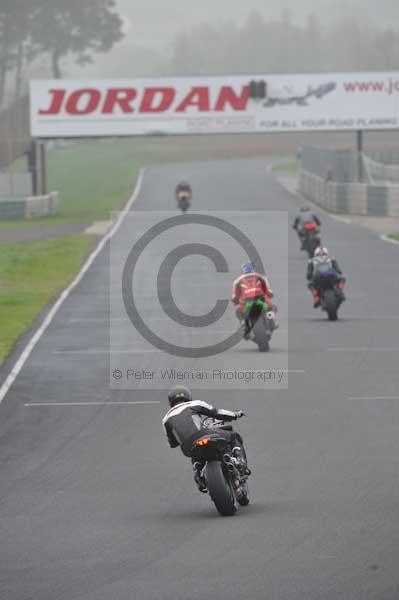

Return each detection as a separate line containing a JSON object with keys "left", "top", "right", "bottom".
{"left": 0, "top": 235, "right": 95, "bottom": 365}
{"left": 388, "top": 233, "right": 399, "bottom": 242}
{"left": 0, "top": 139, "right": 142, "bottom": 228}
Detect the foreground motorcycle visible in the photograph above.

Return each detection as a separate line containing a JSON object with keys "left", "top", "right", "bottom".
{"left": 243, "top": 298, "right": 276, "bottom": 352}
{"left": 314, "top": 273, "right": 345, "bottom": 321}
{"left": 191, "top": 417, "right": 250, "bottom": 516}
{"left": 302, "top": 223, "right": 321, "bottom": 258}
{"left": 176, "top": 189, "right": 191, "bottom": 213}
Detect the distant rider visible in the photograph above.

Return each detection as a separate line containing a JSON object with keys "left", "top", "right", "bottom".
{"left": 162, "top": 386, "right": 250, "bottom": 493}
{"left": 232, "top": 262, "right": 277, "bottom": 338}
{"left": 307, "top": 246, "right": 345, "bottom": 308}
{"left": 293, "top": 206, "right": 321, "bottom": 250}
{"left": 175, "top": 181, "right": 192, "bottom": 199}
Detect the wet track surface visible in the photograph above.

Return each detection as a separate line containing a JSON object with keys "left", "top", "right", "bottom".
{"left": 1, "top": 159, "right": 399, "bottom": 600}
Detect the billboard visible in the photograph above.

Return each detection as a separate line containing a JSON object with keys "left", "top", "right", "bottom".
{"left": 30, "top": 72, "right": 399, "bottom": 137}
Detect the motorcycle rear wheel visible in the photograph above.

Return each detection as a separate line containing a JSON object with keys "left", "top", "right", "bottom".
{"left": 253, "top": 317, "right": 270, "bottom": 352}
{"left": 206, "top": 461, "right": 236, "bottom": 516}
{"left": 324, "top": 289, "right": 338, "bottom": 321}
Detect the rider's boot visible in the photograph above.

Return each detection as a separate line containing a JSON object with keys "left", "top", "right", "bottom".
{"left": 235, "top": 307, "right": 243, "bottom": 321}
{"left": 192, "top": 461, "right": 207, "bottom": 492}
{"left": 337, "top": 280, "right": 346, "bottom": 302}
{"left": 242, "top": 320, "right": 251, "bottom": 340}
{"left": 311, "top": 288, "right": 321, "bottom": 308}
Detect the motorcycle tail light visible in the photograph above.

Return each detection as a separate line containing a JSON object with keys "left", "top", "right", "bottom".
{"left": 196, "top": 437, "right": 211, "bottom": 446}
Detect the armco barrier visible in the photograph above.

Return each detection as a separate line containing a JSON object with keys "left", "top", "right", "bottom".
{"left": 0, "top": 191, "right": 59, "bottom": 220}
{"left": 299, "top": 170, "right": 399, "bottom": 216}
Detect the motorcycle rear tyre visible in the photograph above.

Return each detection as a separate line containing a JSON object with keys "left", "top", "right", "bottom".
{"left": 206, "top": 461, "right": 236, "bottom": 516}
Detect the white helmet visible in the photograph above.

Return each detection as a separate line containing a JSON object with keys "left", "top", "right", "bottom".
{"left": 314, "top": 245, "right": 328, "bottom": 257}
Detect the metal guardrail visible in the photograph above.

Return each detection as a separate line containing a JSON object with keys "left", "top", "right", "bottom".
{"left": 299, "top": 171, "right": 399, "bottom": 217}
{"left": 0, "top": 192, "right": 60, "bottom": 220}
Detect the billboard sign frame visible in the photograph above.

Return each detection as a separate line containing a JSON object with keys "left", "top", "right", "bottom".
{"left": 30, "top": 72, "right": 399, "bottom": 137}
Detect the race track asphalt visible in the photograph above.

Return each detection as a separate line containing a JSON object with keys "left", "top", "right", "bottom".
{"left": 1, "top": 158, "right": 399, "bottom": 600}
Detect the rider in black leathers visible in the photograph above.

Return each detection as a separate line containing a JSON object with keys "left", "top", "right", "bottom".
{"left": 162, "top": 386, "right": 250, "bottom": 492}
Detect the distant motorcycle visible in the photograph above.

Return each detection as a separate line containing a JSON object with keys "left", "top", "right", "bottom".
{"left": 302, "top": 223, "right": 321, "bottom": 258}
{"left": 314, "top": 272, "right": 345, "bottom": 321}
{"left": 191, "top": 417, "right": 250, "bottom": 516}
{"left": 243, "top": 298, "right": 277, "bottom": 352}
{"left": 176, "top": 189, "right": 191, "bottom": 213}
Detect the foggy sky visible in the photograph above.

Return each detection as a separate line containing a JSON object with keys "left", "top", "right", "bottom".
{"left": 53, "top": 0, "right": 399, "bottom": 79}
{"left": 116, "top": 0, "right": 399, "bottom": 48}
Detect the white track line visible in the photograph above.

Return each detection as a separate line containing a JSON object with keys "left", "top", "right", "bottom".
{"left": 0, "top": 169, "right": 145, "bottom": 405}
{"left": 53, "top": 349, "right": 163, "bottom": 355}
{"left": 327, "top": 347, "right": 399, "bottom": 352}
{"left": 201, "top": 369, "right": 304, "bottom": 374}
{"left": 348, "top": 397, "right": 399, "bottom": 401}
{"left": 24, "top": 401, "right": 160, "bottom": 407}
{"left": 68, "top": 317, "right": 171, "bottom": 324}
{"left": 381, "top": 234, "right": 399, "bottom": 245}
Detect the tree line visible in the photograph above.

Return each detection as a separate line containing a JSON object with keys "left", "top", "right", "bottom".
{"left": 0, "top": 0, "right": 124, "bottom": 107}
{"left": 169, "top": 10, "right": 399, "bottom": 75}
{"left": 2, "top": 3, "right": 399, "bottom": 109}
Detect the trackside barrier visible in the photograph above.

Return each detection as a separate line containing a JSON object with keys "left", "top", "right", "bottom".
{"left": 0, "top": 191, "right": 59, "bottom": 219}
{"left": 299, "top": 170, "right": 399, "bottom": 217}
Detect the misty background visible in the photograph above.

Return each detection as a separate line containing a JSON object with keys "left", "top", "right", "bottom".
{"left": 1, "top": 0, "right": 399, "bottom": 108}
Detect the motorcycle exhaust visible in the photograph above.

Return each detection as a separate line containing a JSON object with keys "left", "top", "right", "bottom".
{"left": 266, "top": 311, "right": 276, "bottom": 331}
{"left": 223, "top": 454, "right": 236, "bottom": 472}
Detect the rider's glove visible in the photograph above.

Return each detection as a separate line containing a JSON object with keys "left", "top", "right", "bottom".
{"left": 234, "top": 410, "right": 245, "bottom": 419}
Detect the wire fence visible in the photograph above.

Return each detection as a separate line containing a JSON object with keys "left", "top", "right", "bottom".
{"left": 300, "top": 146, "right": 358, "bottom": 182}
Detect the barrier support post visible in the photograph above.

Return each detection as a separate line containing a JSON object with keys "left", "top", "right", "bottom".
{"left": 27, "top": 140, "right": 38, "bottom": 195}
{"left": 357, "top": 130, "right": 364, "bottom": 182}
{"left": 40, "top": 142, "right": 47, "bottom": 195}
